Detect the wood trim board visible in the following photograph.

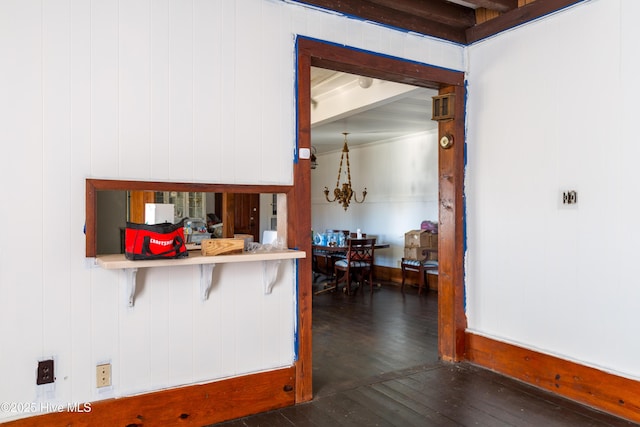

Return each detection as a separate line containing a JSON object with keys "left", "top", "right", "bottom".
{"left": 466, "top": 333, "right": 640, "bottom": 423}
{"left": 1, "top": 367, "right": 295, "bottom": 427}
{"left": 295, "top": 39, "right": 468, "bottom": 404}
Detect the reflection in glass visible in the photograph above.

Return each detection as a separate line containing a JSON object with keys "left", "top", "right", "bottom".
{"left": 95, "top": 191, "right": 279, "bottom": 255}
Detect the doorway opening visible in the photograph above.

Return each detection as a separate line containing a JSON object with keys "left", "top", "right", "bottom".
{"left": 294, "top": 37, "right": 466, "bottom": 403}
{"left": 309, "top": 67, "right": 440, "bottom": 395}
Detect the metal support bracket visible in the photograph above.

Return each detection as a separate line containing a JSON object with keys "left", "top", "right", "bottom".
{"left": 116, "top": 255, "right": 298, "bottom": 307}
{"left": 125, "top": 268, "right": 138, "bottom": 307}
{"left": 263, "top": 260, "right": 282, "bottom": 294}
{"left": 200, "top": 264, "right": 216, "bottom": 301}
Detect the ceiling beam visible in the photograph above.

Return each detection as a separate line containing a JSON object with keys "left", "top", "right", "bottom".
{"left": 366, "top": 0, "right": 475, "bottom": 28}
{"left": 294, "top": 0, "right": 468, "bottom": 43}
{"left": 466, "top": 0, "right": 585, "bottom": 43}
{"left": 460, "top": 0, "right": 518, "bottom": 13}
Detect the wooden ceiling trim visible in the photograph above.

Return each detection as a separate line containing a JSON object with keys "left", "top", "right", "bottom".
{"left": 463, "top": 0, "right": 518, "bottom": 13}
{"left": 476, "top": 7, "right": 501, "bottom": 25}
{"left": 294, "top": 0, "right": 468, "bottom": 44}
{"left": 292, "top": 0, "right": 587, "bottom": 45}
{"left": 466, "top": 0, "right": 585, "bottom": 43}
{"left": 366, "top": 0, "right": 476, "bottom": 28}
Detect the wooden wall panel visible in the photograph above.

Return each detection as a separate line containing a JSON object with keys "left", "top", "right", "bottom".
{"left": 234, "top": 3, "right": 262, "bottom": 184}
{"left": 69, "top": 0, "right": 94, "bottom": 398}
{"left": 119, "top": 0, "right": 151, "bottom": 179}
{"left": 218, "top": 2, "right": 239, "bottom": 182}
{"left": 193, "top": 0, "right": 224, "bottom": 182}
{"left": 90, "top": 0, "right": 119, "bottom": 177}
{"left": 42, "top": 0, "right": 74, "bottom": 403}
{"left": 1, "top": 0, "right": 46, "bottom": 408}
{"left": 168, "top": 0, "right": 194, "bottom": 180}
{"left": 1, "top": 0, "right": 465, "bottom": 423}
{"left": 150, "top": 0, "right": 170, "bottom": 178}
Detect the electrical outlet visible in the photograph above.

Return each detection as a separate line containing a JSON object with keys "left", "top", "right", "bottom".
{"left": 37, "top": 359, "right": 55, "bottom": 385}
{"left": 96, "top": 363, "right": 111, "bottom": 388}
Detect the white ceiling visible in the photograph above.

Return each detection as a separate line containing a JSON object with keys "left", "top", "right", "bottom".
{"left": 310, "top": 67, "right": 438, "bottom": 154}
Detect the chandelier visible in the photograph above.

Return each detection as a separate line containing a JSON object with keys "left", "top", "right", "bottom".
{"left": 324, "top": 133, "right": 367, "bottom": 211}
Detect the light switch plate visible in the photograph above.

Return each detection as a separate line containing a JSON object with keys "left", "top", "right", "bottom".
{"left": 559, "top": 190, "right": 578, "bottom": 209}
{"left": 563, "top": 190, "right": 578, "bottom": 205}
{"left": 299, "top": 148, "right": 311, "bottom": 159}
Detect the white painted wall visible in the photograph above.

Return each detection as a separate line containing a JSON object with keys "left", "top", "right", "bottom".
{"left": 0, "top": 0, "right": 463, "bottom": 421}
{"left": 312, "top": 131, "right": 439, "bottom": 268}
{"left": 466, "top": 0, "right": 640, "bottom": 380}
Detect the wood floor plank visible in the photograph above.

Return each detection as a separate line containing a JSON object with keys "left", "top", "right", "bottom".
{"left": 304, "top": 392, "right": 394, "bottom": 427}
{"left": 212, "top": 285, "right": 633, "bottom": 427}
{"left": 347, "top": 383, "right": 454, "bottom": 427}
{"left": 276, "top": 403, "right": 348, "bottom": 427}
{"left": 392, "top": 367, "right": 516, "bottom": 425}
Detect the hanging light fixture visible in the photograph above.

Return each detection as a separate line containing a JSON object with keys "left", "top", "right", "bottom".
{"left": 324, "top": 132, "right": 367, "bottom": 211}
{"left": 310, "top": 146, "right": 318, "bottom": 169}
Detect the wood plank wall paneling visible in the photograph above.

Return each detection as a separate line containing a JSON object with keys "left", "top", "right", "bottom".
{"left": 2, "top": 367, "right": 295, "bottom": 427}
{"left": 466, "top": 333, "right": 640, "bottom": 424}
{"left": 5, "top": 1, "right": 465, "bottom": 425}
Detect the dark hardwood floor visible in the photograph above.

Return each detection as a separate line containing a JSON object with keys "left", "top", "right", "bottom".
{"left": 211, "top": 282, "right": 634, "bottom": 426}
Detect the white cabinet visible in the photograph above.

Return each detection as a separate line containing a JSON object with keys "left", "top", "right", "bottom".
{"left": 154, "top": 191, "right": 206, "bottom": 222}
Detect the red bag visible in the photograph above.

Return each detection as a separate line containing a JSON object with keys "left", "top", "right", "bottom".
{"left": 124, "top": 222, "right": 188, "bottom": 260}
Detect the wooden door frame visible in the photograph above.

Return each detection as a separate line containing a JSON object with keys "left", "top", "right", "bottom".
{"left": 294, "top": 37, "right": 467, "bottom": 403}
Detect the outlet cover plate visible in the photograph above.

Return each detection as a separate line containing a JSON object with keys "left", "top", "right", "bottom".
{"left": 37, "top": 359, "right": 55, "bottom": 385}
{"left": 96, "top": 363, "right": 111, "bottom": 388}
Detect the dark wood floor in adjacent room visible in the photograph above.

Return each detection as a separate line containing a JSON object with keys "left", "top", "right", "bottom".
{"left": 212, "top": 282, "right": 633, "bottom": 426}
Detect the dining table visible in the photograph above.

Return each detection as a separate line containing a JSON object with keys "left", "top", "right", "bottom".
{"left": 312, "top": 240, "right": 390, "bottom": 295}
{"left": 311, "top": 242, "right": 390, "bottom": 252}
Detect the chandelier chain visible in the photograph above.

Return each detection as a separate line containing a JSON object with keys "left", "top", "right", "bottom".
{"left": 323, "top": 132, "right": 367, "bottom": 211}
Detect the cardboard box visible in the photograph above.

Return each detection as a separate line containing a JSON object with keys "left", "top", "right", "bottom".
{"left": 404, "top": 246, "right": 438, "bottom": 261}
{"left": 404, "top": 246, "right": 426, "bottom": 260}
{"left": 404, "top": 230, "right": 437, "bottom": 248}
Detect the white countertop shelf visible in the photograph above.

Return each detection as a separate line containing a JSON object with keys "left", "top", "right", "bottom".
{"left": 96, "top": 250, "right": 305, "bottom": 269}
{"left": 94, "top": 250, "right": 306, "bottom": 307}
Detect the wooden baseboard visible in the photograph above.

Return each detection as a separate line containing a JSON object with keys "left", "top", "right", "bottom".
{"left": 373, "top": 264, "right": 401, "bottom": 283}
{"left": 2, "top": 366, "right": 295, "bottom": 427}
{"left": 465, "top": 332, "right": 640, "bottom": 423}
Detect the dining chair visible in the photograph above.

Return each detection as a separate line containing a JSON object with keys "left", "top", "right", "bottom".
{"left": 334, "top": 237, "right": 376, "bottom": 295}
{"left": 401, "top": 249, "right": 438, "bottom": 295}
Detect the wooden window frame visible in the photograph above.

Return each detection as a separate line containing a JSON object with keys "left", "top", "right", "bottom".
{"left": 85, "top": 179, "right": 294, "bottom": 257}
